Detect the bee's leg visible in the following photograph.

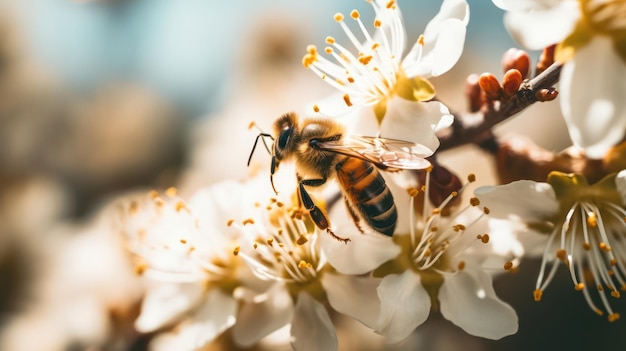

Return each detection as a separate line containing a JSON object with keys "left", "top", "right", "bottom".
{"left": 344, "top": 197, "right": 365, "bottom": 234}
{"left": 299, "top": 179, "right": 350, "bottom": 244}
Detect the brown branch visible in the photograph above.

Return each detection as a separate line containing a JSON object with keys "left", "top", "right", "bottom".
{"left": 437, "top": 62, "right": 563, "bottom": 152}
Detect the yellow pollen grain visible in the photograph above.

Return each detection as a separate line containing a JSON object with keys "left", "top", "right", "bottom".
{"left": 371, "top": 42, "right": 380, "bottom": 50}
{"left": 334, "top": 13, "right": 344, "bottom": 22}
{"left": 556, "top": 249, "right": 567, "bottom": 261}
{"left": 373, "top": 19, "right": 382, "bottom": 28}
{"left": 417, "top": 34, "right": 425, "bottom": 46}
{"left": 599, "top": 242, "right": 612, "bottom": 252}
{"left": 432, "top": 208, "right": 441, "bottom": 215}
{"left": 179, "top": 239, "right": 187, "bottom": 244}
{"left": 296, "top": 235, "right": 308, "bottom": 245}
{"left": 243, "top": 218, "right": 255, "bottom": 225}
{"left": 325, "top": 47, "right": 333, "bottom": 54}
{"left": 267, "top": 237, "right": 274, "bottom": 246}
{"left": 325, "top": 36, "right": 335, "bottom": 44}
{"left": 175, "top": 201, "right": 186, "bottom": 212}
{"left": 504, "top": 261, "right": 513, "bottom": 270}
{"left": 276, "top": 201, "right": 284, "bottom": 207}
{"left": 350, "top": 10, "right": 360, "bottom": 19}
{"left": 347, "top": 77, "right": 355, "bottom": 83}
{"left": 233, "top": 246, "right": 240, "bottom": 256}
{"left": 226, "top": 219, "right": 235, "bottom": 227}
{"left": 343, "top": 94, "right": 353, "bottom": 107}
{"left": 609, "top": 313, "right": 621, "bottom": 322}
{"left": 298, "top": 260, "right": 308, "bottom": 268}
{"left": 583, "top": 242, "right": 592, "bottom": 250}
{"left": 533, "top": 289, "right": 543, "bottom": 301}
{"left": 469, "top": 197, "right": 480, "bottom": 206}
{"left": 359, "top": 55, "right": 373, "bottom": 65}
{"left": 248, "top": 121, "right": 256, "bottom": 130}
{"left": 457, "top": 261, "right": 465, "bottom": 271}
{"left": 165, "top": 187, "right": 178, "bottom": 197}
{"left": 575, "top": 282, "right": 585, "bottom": 291}
{"left": 587, "top": 212, "right": 597, "bottom": 227}
{"left": 313, "top": 105, "right": 320, "bottom": 113}
{"left": 483, "top": 207, "right": 491, "bottom": 215}
{"left": 385, "top": 0, "right": 395, "bottom": 9}
{"left": 148, "top": 190, "right": 160, "bottom": 199}
{"left": 253, "top": 243, "right": 258, "bottom": 249}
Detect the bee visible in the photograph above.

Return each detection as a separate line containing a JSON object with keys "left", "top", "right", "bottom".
{"left": 248, "top": 112, "right": 432, "bottom": 243}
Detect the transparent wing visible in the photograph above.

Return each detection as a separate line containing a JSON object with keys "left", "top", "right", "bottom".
{"left": 315, "top": 135, "right": 432, "bottom": 170}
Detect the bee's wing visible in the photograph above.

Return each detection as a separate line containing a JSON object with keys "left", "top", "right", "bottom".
{"left": 315, "top": 135, "right": 432, "bottom": 170}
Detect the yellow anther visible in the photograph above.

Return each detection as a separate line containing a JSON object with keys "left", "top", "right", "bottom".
{"left": 350, "top": 10, "right": 360, "bottom": 19}
{"left": 347, "top": 77, "right": 355, "bottom": 83}
{"left": 242, "top": 218, "right": 255, "bottom": 225}
{"left": 385, "top": 0, "right": 395, "bottom": 9}
{"left": 575, "top": 283, "right": 585, "bottom": 291}
{"left": 135, "top": 262, "right": 147, "bottom": 276}
{"left": 334, "top": 13, "right": 344, "bottom": 22}
{"left": 226, "top": 219, "right": 235, "bottom": 227}
{"left": 233, "top": 246, "right": 240, "bottom": 256}
{"left": 175, "top": 201, "right": 186, "bottom": 212}
{"left": 343, "top": 94, "right": 353, "bottom": 107}
{"left": 129, "top": 201, "right": 139, "bottom": 215}
{"left": 165, "top": 187, "right": 178, "bottom": 197}
{"left": 582, "top": 242, "right": 592, "bottom": 250}
{"left": 297, "top": 235, "right": 308, "bottom": 245}
{"left": 480, "top": 234, "right": 490, "bottom": 243}
{"left": 533, "top": 289, "right": 543, "bottom": 301}
{"left": 483, "top": 207, "right": 491, "bottom": 215}
{"left": 587, "top": 212, "right": 597, "bottom": 227}
{"left": 599, "top": 242, "right": 612, "bottom": 252}
{"left": 179, "top": 239, "right": 187, "bottom": 244}
{"left": 608, "top": 313, "right": 620, "bottom": 322}
{"left": 298, "top": 260, "right": 308, "bottom": 268}
{"left": 457, "top": 261, "right": 466, "bottom": 271}
{"left": 504, "top": 261, "right": 513, "bottom": 271}
{"left": 371, "top": 42, "right": 380, "bottom": 50}
{"left": 148, "top": 190, "right": 160, "bottom": 199}
{"left": 417, "top": 34, "right": 425, "bottom": 46}
{"left": 467, "top": 173, "right": 476, "bottom": 182}
{"left": 325, "top": 36, "right": 335, "bottom": 44}
{"left": 325, "top": 47, "right": 333, "bottom": 54}
{"left": 611, "top": 290, "right": 621, "bottom": 298}
{"left": 556, "top": 249, "right": 568, "bottom": 261}
{"left": 469, "top": 197, "right": 480, "bottom": 206}
{"left": 313, "top": 105, "right": 320, "bottom": 113}
{"left": 594, "top": 308, "right": 604, "bottom": 316}
{"left": 373, "top": 19, "right": 382, "bottom": 28}
{"left": 358, "top": 54, "right": 373, "bottom": 65}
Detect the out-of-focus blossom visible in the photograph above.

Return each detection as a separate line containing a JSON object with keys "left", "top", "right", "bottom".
{"left": 333, "top": 171, "right": 519, "bottom": 343}
{"left": 476, "top": 170, "right": 626, "bottom": 321}
{"left": 302, "top": 0, "right": 468, "bottom": 150}
{"left": 493, "top": 0, "right": 626, "bottom": 158}
{"left": 230, "top": 185, "right": 383, "bottom": 351}
{"left": 117, "top": 181, "right": 272, "bottom": 351}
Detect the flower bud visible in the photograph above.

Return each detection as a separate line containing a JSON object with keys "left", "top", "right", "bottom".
{"left": 536, "top": 45, "right": 556, "bottom": 76}
{"left": 465, "top": 74, "right": 482, "bottom": 112}
{"left": 478, "top": 73, "right": 501, "bottom": 100}
{"left": 534, "top": 88, "right": 558, "bottom": 102}
{"left": 501, "top": 48, "right": 530, "bottom": 79}
{"left": 502, "top": 69, "right": 523, "bottom": 97}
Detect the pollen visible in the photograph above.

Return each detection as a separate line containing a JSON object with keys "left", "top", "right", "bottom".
{"left": 556, "top": 249, "right": 568, "bottom": 261}
{"left": 233, "top": 246, "right": 240, "bottom": 256}
{"left": 296, "top": 235, "right": 308, "bottom": 245}
{"left": 457, "top": 261, "right": 465, "bottom": 270}
{"left": 313, "top": 105, "right": 320, "bottom": 113}
{"left": 467, "top": 173, "right": 476, "bottom": 182}
{"left": 533, "top": 289, "right": 543, "bottom": 301}
{"left": 385, "top": 0, "right": 395, "bottom": 9}
{"left": 350, "top": 10, "right": 360, "bottom": 19}
{"left": 417, "top": 34, "right": 425, "bottom": 46}
{"left": 165, "top": 187, "right": 178, "bottom": 197}
{"left": 599, "top": 242, "right": 612, "bottom": 252}
{"left": 179, "top": 239, "right": 187, "bottom": 244}
{"left": 226, "top": 219, "right": 235, "bottom": 227}
{"left": 325, "top": 47, "right": 333, "bottom": 54}
{"left": 469, "top": 197, "right": 480, "bottom": 206}
{"left": 334, "top": 13, "right": 344, "bottom": 22}
{"left": 373, "top": 19, "right": 382, "bottom": 28}
{"left": 608, "top": 313, "right": 621, "bottom": 322}
{"left": 358, "top": 54, "right": 373, "bottom": 65}
{"left": 343, "top": 94, "right": 353, "bottom": 107}
{"left": 243, "top": 218, "right": 255, "bottom": 225}
{"left": 407, "top": 187, "right": 419, "bottom": 197}
{"left": 587, "top": 212, "right": 598, "bottom": 227}
{"left": 575, "top": 282, "right": 585, "bottom": 291}
{"left": 504, "top": 261, "right": 514, "bottom": 271}
{"left": 175, "top": 201, "right": 186, "bottom": 212}
{"left": 325, "top": 36, "right": 335, "bottom": 45}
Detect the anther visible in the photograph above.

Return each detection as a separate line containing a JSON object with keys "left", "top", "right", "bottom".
{"left": 385, "top": 0, "right": 395, "bottom": 9}
{"left": 165, "top": 187, "right": 178, "bottom": 197}
{"left": 373, "top": 19, "right": 382, "bottom": 28}
{"left": 417, "top": 34, "right": 425, "bottom": 46}
{"left": 599, "top": 242, "right": 611, "bottom": 252}
{"left": 226, "top": 219, "right": 235, "bottom": 227}
{"left": 129, "top": 201, "right": 139, "bottom": 215}
{"left": 587, "top": 212, "right": 598, "bottom": 227}
{"left": 556, "top": 249, "right": 567, "bottom": 261}
{"left": 467, "top": 173, "right": 476, "bottom": 182}
{"left": 504, "top": 261, "right": 514, "bottom": 270}
{"left": 242, "top": 218, "right": 255, "bottom": 225}
{"left": 313, "top": 105, "right": 320, "bottom": 113}
{"left": 179, "top": 239, "right": 187, "bottom": 244}
{"left": 343, "top": 94, "right": 353, "bottom": 107}
{"left": 148, "top": 190, "right": 160, "bottom": 199}
{"left": 480, "top": 234, "right": 490, "bottom": 243}
{"left": 533, "top": 289, "right": 543, "bottom": 301}
{"left": 296, "top": 235, "right": 308, "bottom": 245}
{"left": 483, "top": 207, "right": 491, "bottom": 215}
{"left": 350, "top": 10, "right": 360, "bottom": 19}
{"left": 469, "top": 197, "right": 480, "bottom": 206}
{"left": 608, "top": 313, "right": 620, "bottom": 322}
{"left": 583, "top": 242, "right": 592, "bottom": 250}
{"left": 135, "top": 262, "right": 147, "bottom": 276}
{"left": 575, "top": 283, "right": 585, "bottom": 291}
{"left": 334, "top": 13, "right": 344, "bottom": 22}
{"left": 325, "top": 36, "right": 335, "bottom": 44}
{"left": 233, "top": 246, "right": 241, "bottom": 256}
{"left": 175, "top": 201, "right": 186, "bottom": 212}
{"left": 457, "top": 261, "right": 466, "bottom": 271}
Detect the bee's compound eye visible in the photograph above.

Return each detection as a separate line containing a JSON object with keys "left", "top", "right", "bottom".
{"left": 277, "top": 127, "right": 291, "bottom": 150}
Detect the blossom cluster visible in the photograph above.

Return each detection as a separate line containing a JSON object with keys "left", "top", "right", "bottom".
{"left": 108, "top": 0, "right": 626, "bottom": 350}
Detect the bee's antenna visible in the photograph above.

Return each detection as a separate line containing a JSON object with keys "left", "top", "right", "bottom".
{"left": 247, "top": 121, "right": 274, "bottom": 167}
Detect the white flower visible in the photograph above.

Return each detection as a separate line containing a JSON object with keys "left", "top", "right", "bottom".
{"left": 230, "top": 190, "right": 382, "bottom": 351}
{"left": 493, "top": 0, "right": 626, "bottom": 158}
{"left": 475, "top": 170, "right": 626, "bottom": 322}
{"left": 339, "top": 171, "right": 519, "bottom": 343}
{"left": 118, "top": 182, "right": 269, "bottom": 351}
{"left": 302, "top": 0, "right": 468, "bottom": 150}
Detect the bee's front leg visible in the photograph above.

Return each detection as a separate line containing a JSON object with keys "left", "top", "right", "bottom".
{"left": 298, "top": 178, "right": 350, "bottom": 244}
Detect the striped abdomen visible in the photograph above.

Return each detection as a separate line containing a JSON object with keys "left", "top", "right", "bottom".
{"left": 335, "top": 157, "right": 397, "bottom": 236}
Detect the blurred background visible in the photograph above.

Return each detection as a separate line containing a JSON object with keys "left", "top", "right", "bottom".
{"left": 1, "top": 0, "right": 618, "bottom": 350}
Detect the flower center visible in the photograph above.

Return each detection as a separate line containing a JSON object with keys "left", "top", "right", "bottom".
{"left": 534, "top": 172, "right": 626, "bottom": 321}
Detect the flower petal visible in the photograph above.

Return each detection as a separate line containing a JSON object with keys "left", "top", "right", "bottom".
{"left": 474, "top": 180, "right": 559, "bottom": 222}
{"left": 559, "top": 36, "right": 626, "bottom": 159}
{"left": 376, "top": 270, "right": 430, "bottom": 344}
{"left": 439, "top": 266, "right": 518, "bottom": 339}
{"left": 500, "top": 1, "right": 579, "bottom": 50}
{"left": 290, "top": 292, "right": 337, "bottom": 351}
{"left": 231, "top": 285, "right": 294, "bottom": 348}
{"left": 380, "top": 99, "right": 453, "bottom": 152}
{"left": 323, "top": 273, "right": 381, "bottom": 328}
{"left": 148, "top": 288, "right": 237, "bottom": 351}
{"left": 135, "top": 282, "right": 204, "bottom": 333}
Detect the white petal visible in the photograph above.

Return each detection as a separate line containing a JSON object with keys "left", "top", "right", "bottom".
{"left": 375, "top": 270, "right": 430, "bottom": 344}
{"left": 439, "top": 266, "right": 518, "bottom": 339}
{"left": 135, "top": 282, "right": 204, "bottom": 333}
{"left": 323, "top": 273, "right": 381, "bottom": 328}
{"left": 321, "top": 211, "right": 400, "bottom": 275}
{"left": 559, "top": 36, "right": 626, "bottom": 159}
{"left": 501, "top": 1, "right": 579, "bottom": 50}
{"left": 149, "top": 288, "right": 237, "bottom": 351}
{"left": 493, "top": 0, "right": 565, "bottom": 12}
{"left": 617, "top": 170, "right": 626, "bottom": 205}
{"left": 290, "top": 292, "right": 337, "bottom": 351}
{"left": 232, "top": 285, "right": 294, "bottom": 348}
{"left": 380, "top": 99, "right": 453, "bottom": 152}
{"left": 474, "top": 180, "right": 559, "bottom": 221}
